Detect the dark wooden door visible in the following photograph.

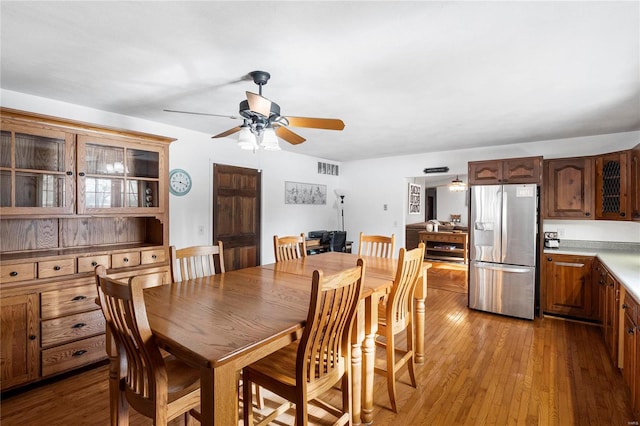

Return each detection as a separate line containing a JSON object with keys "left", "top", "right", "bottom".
{"left": 213, "top": 164, "right": 261, "bottom": 271}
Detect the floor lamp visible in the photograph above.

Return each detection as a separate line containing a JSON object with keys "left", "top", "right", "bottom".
{"left": 340, "top": 195, "right": 345, "bottom": 231}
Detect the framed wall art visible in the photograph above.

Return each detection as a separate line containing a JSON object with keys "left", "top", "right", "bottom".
{"left": 408, "top": 182, "right": 421, "bottom": 214}
{"left": 285, "top": 181, "right": 327, "bottom": 205}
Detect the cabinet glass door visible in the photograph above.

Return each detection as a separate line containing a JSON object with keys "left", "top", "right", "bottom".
{"left": 0, "top": 126, "right": 74, "bottom": 214}
{"left": 77, "top": 136, "right": 162, "bottom": 214}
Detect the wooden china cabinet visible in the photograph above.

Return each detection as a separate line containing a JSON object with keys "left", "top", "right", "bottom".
{"left": 0, "top": 108, "right": 174, "bottom": 391}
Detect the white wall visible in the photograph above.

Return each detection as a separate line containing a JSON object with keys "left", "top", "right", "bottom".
{"left": 1, "top": 89, "right": 343, "bottom": 264}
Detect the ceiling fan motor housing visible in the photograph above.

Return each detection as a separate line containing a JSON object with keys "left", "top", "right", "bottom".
{"left": 239, "top": 99, "right": 282, "bottom": 127}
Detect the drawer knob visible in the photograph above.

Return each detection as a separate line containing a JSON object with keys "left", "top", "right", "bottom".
{"left": 622, "top": 303, "right": 628, "bottom": 310}
{"left": 91, "top": 261, "right": 98, "bottom": 267}
{"left": 72, "top": 350, "right": 87, "bottom": 357}
{"left": 123, "top": 257, "right": 129, "bottom": 263}
{"left": 9, "top": 271, "right": 18, "bottom": 277}
{"left": 628, "top": 328, "right": 635, "bottom": 335}
{"left": 71, "top": 323, "right": 87, "bottom": 329}
{"left": 585, "top": 212, "right": 591, "bottom": 217}
{"left": 151, "top": 254, "right": 157, "bottom": 259}
{"left": 29, "top": 334, "right": 37, "bottom": 340}
{"left": 66, "top": 171, "right": 73, "bottom": 176}
{"left": 71, "top": 295, "right": 87, "bottom": 301}
{"left": 54, "top": 265, "right": 61, "bottom": 271}
{"left": 78, "top": 172, "right": 85, "bottom": 177}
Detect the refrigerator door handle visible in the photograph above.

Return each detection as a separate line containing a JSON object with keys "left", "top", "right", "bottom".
{"left": 474, "top": 262, "right": 532, "bottom": 274}
{"left": 501, "top": 188, "right": 507, "bottom": 262}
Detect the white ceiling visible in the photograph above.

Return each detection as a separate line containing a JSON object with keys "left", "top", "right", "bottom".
{"left": 1, "top": 1, "right": 638, "bottom": 162}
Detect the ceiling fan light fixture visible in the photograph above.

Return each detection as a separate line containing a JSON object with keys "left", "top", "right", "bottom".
{"left": 237, "top": 125, "right": 258, "bottom": 150}
{"left": 449, "top": 175, "right": 467, "bottom": 192}
{"left": 260, "top": 127, "right": 280, "bottom": 151}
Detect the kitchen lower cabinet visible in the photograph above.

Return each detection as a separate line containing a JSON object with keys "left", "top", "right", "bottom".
{"left": 622, "top": 290, "right": 639, "bottom": 418}
{"left": 603, "top": 271, "right": 620, "bottom": 364}
{"left": 543, "top": 254, "right": 596, "bottom": 320}
{"left": 0, "top": 293, "right": 39, "bottom": 389}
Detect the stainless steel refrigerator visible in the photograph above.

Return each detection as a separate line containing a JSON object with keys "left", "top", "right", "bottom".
{"left": 468, "top": 184, "right": 538, "bottom": 320}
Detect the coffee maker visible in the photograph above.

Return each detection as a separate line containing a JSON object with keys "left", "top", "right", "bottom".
{"left": 544, "top": 232, "right": 560, "bottom": 248}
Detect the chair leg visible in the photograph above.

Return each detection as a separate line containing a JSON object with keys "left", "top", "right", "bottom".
{"left": 243, "top": 371, "right": 254, "bottom": 425}
{"left": 386, "top": 333, "right": 398, "bottom": 413}
{"left": 295, "top": 392, "right": 308, "bottom": 426}
{"left": 254, "top": 383, "right": 265, "bottom": 409}
{"left": 406, "top": 324, "right": 416, "bottom": 388}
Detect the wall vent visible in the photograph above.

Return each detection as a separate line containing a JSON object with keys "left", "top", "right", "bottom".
{"left": 317, "top": 162, "right": 339, "bottom": 176}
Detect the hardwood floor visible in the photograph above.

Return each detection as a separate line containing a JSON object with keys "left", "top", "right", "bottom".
{"left": 1, "top": 262, "right": 636, "bottom": 425}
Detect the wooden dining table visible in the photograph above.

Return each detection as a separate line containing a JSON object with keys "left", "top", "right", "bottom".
{"left": 138, "top": 252, "right": 431, "bottom": 426}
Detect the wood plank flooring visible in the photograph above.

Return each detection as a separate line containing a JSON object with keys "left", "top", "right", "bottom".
{"left": 1, "top": 262, "right": 636, "bottom": 425}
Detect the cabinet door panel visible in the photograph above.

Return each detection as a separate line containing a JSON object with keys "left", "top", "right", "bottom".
{"left": 469, "top": 160, "right": 502, "bottom": 185}
{"left": 596, "top": 151, "right": 630, "bottom": 220}
{"left": 544, "top": 157, "right": 594, "bottom": 219}
{"left": 503, "top": 157, "right": 542, "bottom": 184}
{"left": 0, "top": 294, "right": 39, "bottom": 390}
{"left": 544, "top": 254, "right": 595, "bottom": 319}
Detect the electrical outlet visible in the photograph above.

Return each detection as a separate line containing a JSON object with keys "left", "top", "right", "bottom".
{"left": 383, "top": 204, "right": 388, "bottom": 211}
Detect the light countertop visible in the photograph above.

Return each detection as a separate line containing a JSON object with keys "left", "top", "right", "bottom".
{"left": 544, "top": 246, "right": 640, "bottom": 302}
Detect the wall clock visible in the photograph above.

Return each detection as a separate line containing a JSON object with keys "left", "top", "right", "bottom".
{"left": 169, "top": 168, "right": 192, "bottom": 196}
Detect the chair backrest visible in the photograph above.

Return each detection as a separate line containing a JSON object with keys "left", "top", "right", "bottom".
{"left": 273, "top": 233, "right": 307, "bottom": 262}
{"left": 170, "top": 242, "right": 225, "bottom": 282}
{"left": 329, "top": 231, "right": 347, "bottom": 252}
{"left": 386, "top": 243, "right": 425, "bottom": 334}
{"left": 95, "top": 265, "right": 168, "bottom": 406}
{"left": 298, "top": 258, "right": 364, "bottom": 387}
{"left": 358, "top": 232, "right": 396, "bottom": 258}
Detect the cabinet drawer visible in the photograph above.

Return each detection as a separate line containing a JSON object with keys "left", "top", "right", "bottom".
{"left": 41, "top": 310, "right": 106, "bottom": 348}
{"left": 111, "top": 251, "right": 141, "bottom": 269}
{"left": 38, "top": 258, "right": 75, "bottom": 279}
{"left": 41, "top": 334, "right": 106, "bottom": 377}
{"left": 0, "top": 262, "right": 36, "bottom": 284}
{"left": 77, "top": 255, "right": 111, "bottom": 273}
{"left": 41, "top": 284, "right": 99, "bottom": 320}
{"left": 141, "top": 248, "right": 166, "bottom": 265}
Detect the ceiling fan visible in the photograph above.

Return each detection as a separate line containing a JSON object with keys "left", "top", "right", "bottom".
{"left": 164, "top": 71, "right": 345, "bottom": 151}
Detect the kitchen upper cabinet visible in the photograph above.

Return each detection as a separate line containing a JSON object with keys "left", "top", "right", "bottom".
{"left": 630, "top": 143, "right": 640, "bottom": 220}
{"left": 595, "top": 151, "right": 630, "bottom": 220}
{"left": 468, "top": 156, "right": 542, "bottom": 185}
{"left": 0, "top": 123, "right": 75, "bottom": 215}
{"left": 544, "top": 157, "right": 594, "bottom": 219}
{"left": 543, "top": 254, "right": 596, "bottom": 320}
{"left": 0, "top": 293, "right": 39, "bottom": 389}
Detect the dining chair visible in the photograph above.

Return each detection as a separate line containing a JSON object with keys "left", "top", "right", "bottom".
{"left": 329, "top": 230, "right": 347, "bottom": 252}
{"left": 358, "top": 232, "right": 396, "bottom": 258}
{"left": 375, "top": 242, "right": 425, "bottom": 413}
{"left": 242, "top": 258, "right": 365, "bottom": 426}
{"left": 170, "top": 242, "right": 225, "bottom": 282}
{"left": 273, "top": 233, "right": 307, "bottom": 262}
{"left": 95, "top": 265, "right": 201, "bottom": 425}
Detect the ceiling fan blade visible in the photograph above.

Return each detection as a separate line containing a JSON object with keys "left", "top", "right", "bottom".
{"left": 212, "top": 126, "right": 242, "bottom": 138}
{"left": 164, "top": 109, "right": 241, "bottom": 120}
{"left": 246, "top": 92, "right": 272, "bottom": 117}
{"left": 285, "top": 116, "right": 345, "bottom": 131}
{"left": 275, "top": 126, "right": 306, "bottom": 145}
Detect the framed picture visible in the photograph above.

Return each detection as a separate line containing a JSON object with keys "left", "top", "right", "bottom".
{"left": 408, "top": 183, "right": 421, "bottom": 214}
{"left": 285, "top": 181, "right": 327, "bottom": 205}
